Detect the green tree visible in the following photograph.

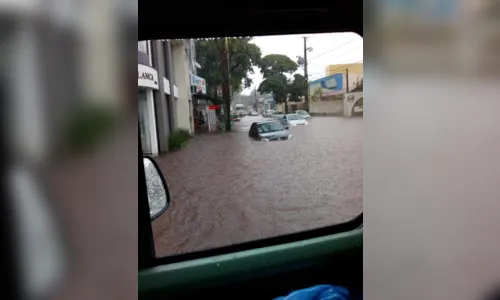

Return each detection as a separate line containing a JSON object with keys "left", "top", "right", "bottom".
{"left": 258, "top": 74, "right": 289, "bottom": 104}
{"left": 257, "top": 54, "right": 298, "bottom": 113}
{"left": 310, "top": 86, "right": 323, "bottom": 102}
{"left": 351, "top": 78, "right": 363, "bottom": 92}
{"left": 195, "top": 38, "right": 262, "bottom": 97}
{"left": 288, "top": 74, "right": 307, "bottom": 102}
{"left": 260, "top": 54, "right": 298, "bottom": 77}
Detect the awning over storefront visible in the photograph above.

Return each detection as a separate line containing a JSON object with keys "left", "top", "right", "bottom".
{"left": 192, "top": 93, "right": 223, "bottom": 105}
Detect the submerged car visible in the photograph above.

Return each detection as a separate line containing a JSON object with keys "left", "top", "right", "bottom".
{"left": 250, "top": 110, "right": 259, "bottom": 116}
{"left": 273, "top": 112, "right": 285, "bottom": 119}
{"left": 282, "top": 114, "right": 309, "bottom": 126}
{"left": 249, "top": 121, "right": 293, "bottom": 141}
{"left": 263, "top": 110, "right": 275, "bottom": 117}
{"left": 293, "top": 110, "right": 312, "bottom": 120}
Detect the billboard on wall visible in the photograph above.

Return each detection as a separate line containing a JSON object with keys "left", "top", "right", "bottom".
{"left": 308, "top": 73, "right": 344, "bottom": 96}
{"left": 190, "top": 74, "right": 207, "bottom": 94}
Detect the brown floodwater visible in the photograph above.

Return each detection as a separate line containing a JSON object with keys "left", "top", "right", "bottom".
{"left": 152, "top": 115, "right": 363, "bottom": 257}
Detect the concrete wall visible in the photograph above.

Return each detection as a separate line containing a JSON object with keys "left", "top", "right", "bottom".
{"left": 172, "top": 41, "right": 193, "bottom": 133}
{"left": 274, "top": 102, "right": 305, "bottom": 113}
{"left": 343, "top": 92, "right": 363, "bottom": 117}
{"left": 309, "top": 100, "right": 344, "bottom": 116}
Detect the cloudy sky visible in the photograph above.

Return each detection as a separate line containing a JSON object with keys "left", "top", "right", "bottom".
{"left": 241, "top": 32, "right": 363, "bottom": 95}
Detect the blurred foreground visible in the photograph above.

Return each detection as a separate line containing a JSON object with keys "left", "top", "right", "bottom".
{"left": 1, "top": 1, "right": 500, "bottom": 300}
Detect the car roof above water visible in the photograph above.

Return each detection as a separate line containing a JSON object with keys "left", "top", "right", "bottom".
{"left": 254, "top": 120, "right": 282, "bottom": 125}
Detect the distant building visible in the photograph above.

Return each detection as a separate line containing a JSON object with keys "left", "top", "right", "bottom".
{"left": 262, "top": 94, "right": 275, "bottom": 111}
{"left": 309, "top": 62, "right": 363, "bottom": 101}
{"left": 325, "top": 62, "right": 363, "bottom": 93}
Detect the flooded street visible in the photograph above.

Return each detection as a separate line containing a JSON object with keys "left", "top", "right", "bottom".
{"left": 152, "top": 115, "right": 363, "bottom": 257}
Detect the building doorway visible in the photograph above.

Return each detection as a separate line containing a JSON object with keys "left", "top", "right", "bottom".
{"left": 138, "top": 89, "right": 152, "bottom": 154}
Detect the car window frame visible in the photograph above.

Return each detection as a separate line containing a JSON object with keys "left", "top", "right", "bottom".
{"left": 251, "top": 123, "right": 258, "bottom": 136}
{"left": 139, "top": 128, "right": 362, "bottom": 268}
{"left": 139, "top": 134, "right": 157, "bottom": 269}
{"left": 138, "top": 15, "right": 363, "bottom": 269}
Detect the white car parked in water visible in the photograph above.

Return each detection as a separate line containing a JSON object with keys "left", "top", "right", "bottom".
{"left": 281, "top": 114, "right": 308, "bottom": 126}
{"left": 293, "top": 110, "right": 312, "bottom": 120}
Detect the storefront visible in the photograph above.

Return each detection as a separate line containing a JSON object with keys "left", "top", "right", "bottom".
{"left": 190, "top": 74, "right": 209, "bottom": 132}
{"left": 138, "top": 64, "right": 159, "bottom": 155}
{"left": 192, "top": 93, "right": 227, "bottom": 132}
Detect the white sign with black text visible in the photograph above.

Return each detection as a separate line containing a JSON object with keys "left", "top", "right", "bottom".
{"left": 163, "top": 78, "right": 171, "bottom": 95}
{"left": 138, "top": 64, "right": 159, "bottom": 90}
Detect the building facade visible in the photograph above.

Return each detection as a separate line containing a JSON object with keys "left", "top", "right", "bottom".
{"left": 325, "top": 62, "right": 363, "bottom": 93}
{"left": 138, "top": 39, "right": 203, "bottom": 156}
{"left": 308, "top": 63, "right": 363, "bottom": 116}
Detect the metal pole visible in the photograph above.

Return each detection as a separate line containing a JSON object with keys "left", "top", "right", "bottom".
{"left": 219, "top": 38, "right": 231, "bottom": 131}
{"left": 303, "top": 37, "right": 310, "bottom": 112}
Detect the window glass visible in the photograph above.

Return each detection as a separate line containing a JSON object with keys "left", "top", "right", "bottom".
{"left": 141, "top": 33, "right": 363, "bottom": 257}
{"left": 257, "top": 122, "right": 284, "bottom": 133}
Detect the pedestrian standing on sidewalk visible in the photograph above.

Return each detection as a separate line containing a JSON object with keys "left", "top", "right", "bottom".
{"left": 199, "top": 111, "right": 205, "bottom": 127}
{"left": 193, "top": 109, "right": 199, "bottom": 129}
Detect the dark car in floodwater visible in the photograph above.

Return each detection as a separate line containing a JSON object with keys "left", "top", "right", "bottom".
{"left": 249, "top": 120, "right": 293, "bottom": 142}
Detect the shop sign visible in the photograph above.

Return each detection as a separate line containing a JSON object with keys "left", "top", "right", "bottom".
{"left": 138, "top": 64, "right": 159, "bottom": 89}
{"left": 190, "top": 74, "right": 207, "bottom": 94}
{"left": 173, "top": 85, "right": 178, "bottom": 98}
{"left": 208, "top": 105, "right": 220, "bottom": 110}
{"left": 163, "top": 78, "right": 171, "bottom": 95}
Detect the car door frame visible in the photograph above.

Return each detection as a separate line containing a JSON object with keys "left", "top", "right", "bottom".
{"left": 282, "top": 115, "right": 288, "bottom": 126}
{"left": 249, "top": 123, "right": 257, "bottom": 138}
{"left": 139, "top": 0, "right": 363, "bottom": 293}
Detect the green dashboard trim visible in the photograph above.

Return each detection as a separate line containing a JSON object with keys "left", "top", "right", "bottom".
{"left": 139, "top": 228, "right": 362, "bottom": 293}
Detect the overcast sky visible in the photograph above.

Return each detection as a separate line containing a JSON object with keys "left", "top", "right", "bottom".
{"left": 241, "top": 32, "right": 363, "bottom": 95}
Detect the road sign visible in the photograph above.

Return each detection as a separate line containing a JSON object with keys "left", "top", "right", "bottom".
{"left": 208, "top": 105, "right": 220, "bottom": 110}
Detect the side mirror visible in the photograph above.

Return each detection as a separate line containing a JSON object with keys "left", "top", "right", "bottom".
{"left": 143, "top": 156, "right": 170, "bottom": 220}
{"left": 285, "top": 126, "right": 290, "bottom": 130}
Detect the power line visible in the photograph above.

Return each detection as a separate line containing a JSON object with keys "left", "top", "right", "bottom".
{"left": 309, "top": 45, "right": 363, "bottom": 69}
{"left": 308, "top": 38, "right": 360, "bottom": 61}
{"left": 247, "top": 59, "right": 363, "bottom": 82}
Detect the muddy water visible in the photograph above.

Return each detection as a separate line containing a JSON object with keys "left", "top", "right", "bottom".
{"left": 152, "top": 116, "right": 363, "bottom": 257}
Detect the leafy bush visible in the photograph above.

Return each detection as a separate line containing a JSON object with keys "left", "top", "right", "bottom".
{"left": 64, "top": 104, "right": 117, "bottom": 153}
{"left": 168, "top": 128, "right": 191, "bottom": 150}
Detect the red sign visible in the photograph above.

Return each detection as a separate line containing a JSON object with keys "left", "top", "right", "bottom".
{"left": 208, "top": 105, "right": 220, "bottom": 110}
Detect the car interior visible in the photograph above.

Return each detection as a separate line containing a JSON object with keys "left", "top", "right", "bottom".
{"left": 139, "top": 2, "right": 362, "bottom": 299}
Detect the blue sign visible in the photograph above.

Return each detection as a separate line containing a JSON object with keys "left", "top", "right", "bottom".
{"left": 309, "top": 73, "right": 344, "bottom": 92}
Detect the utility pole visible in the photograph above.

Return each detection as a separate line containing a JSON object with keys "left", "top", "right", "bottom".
{"left": 253, "top": 88, "right": 258, "bottom": 109}
{"left": 219, "top": 37, "right": 231, "bottom": 131}
{"left": 345, "top": 68, "right": 350, "bottom": 93}
{"left": 303, "top": 37, "right": 312, "bottom": 113}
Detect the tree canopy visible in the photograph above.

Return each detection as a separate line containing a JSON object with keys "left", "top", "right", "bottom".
{"left": 288, "top": 74, "right": 307, "bottom": 102}
{"left": 259, "top": 54, "right": 298, "bottom": 78}
{"left": 257, "top": 54, "right": 308, "bottom": 111}
{"left": 311, "top": 86, "right": 322, "bottom": 102}
{"left": 257, "top": 54, "right": 297, "bottom": 103}
{"left": 195, "top": 38, "right": 262, "bottom": 97}
{"left": 258, "top": 73, "right": 289, "bottom": 103}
